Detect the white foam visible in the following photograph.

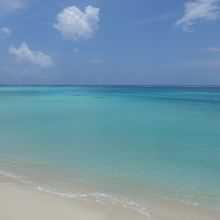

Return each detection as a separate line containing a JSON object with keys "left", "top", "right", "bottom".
{"left": 36, "top": 186, "right": 151, "bottom": 217}
{"left": 0, "top": 170, "right": 22, "bottom": 179}
{"left": 0, "top": 169, "right": 151, "bottom": 218}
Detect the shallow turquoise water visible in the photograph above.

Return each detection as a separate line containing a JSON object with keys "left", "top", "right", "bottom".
{"left": 0, "top": 86, "right": 220, "bottom": 212}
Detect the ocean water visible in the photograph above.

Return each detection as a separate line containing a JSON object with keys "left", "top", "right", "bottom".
{"left": 0, "top": 86, "right": 220, "bottom": 215}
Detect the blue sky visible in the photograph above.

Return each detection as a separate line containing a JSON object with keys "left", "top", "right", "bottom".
{"left": 0, "top": 0, "right": 220, "bottom": 85}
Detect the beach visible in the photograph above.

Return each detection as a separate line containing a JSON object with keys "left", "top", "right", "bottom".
{"left": 1, "top": 182, "right": 220, "bottom": 220}
{"left": 0, "top": 183, "right": 148, "bottom": 220}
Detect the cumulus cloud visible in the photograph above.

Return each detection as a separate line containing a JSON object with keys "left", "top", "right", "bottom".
{"left": 0, "top": 27, "right": 11, "bottom": 36}
{"left": 176, "top": 0, "right": 219, "bottom": 32}
{"left": 54, "top": 5, "right": 100, "bottom": 40}
{"left": 0, "top": 0, "right": 26, "bottom": 17}
{"left": 9, "top": 42, "right": 53, "bottom": 67}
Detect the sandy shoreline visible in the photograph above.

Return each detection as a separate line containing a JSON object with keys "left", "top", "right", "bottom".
{"left": 0, "top": 183, "right": 149, "bottom": 220}
{"left": 0, "top": 182, "right": 220, "bottom": 220}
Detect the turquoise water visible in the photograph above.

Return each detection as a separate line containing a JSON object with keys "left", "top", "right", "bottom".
{"left": 0, "top": 86, "right": 220, "bottom": 214}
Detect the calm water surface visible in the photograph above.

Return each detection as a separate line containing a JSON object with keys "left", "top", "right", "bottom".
{"left": 0, "top": 86, "right": 220, "bottom": 213}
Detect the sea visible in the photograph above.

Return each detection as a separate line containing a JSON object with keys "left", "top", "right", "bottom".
{"left": 0, "top": 86, "right": 220, "bottom": 216}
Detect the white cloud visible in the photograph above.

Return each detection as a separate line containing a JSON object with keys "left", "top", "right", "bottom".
{"left": 0, "top": 65, "right": 41, "bottom": 76}
{"left": 167, "top": 58, "right": 220, "bottom": 70}
{"left": 90, "top": 59, "right": 104, "bottom": 65}
{"left": 206, "top": 47, "right": 220, "bottom": 51}
{"left": 0, "top": 0, "right": 26, "bottom": 17}
{"left": 0, "top": 27, "right": 11, "bottom": 36}
{"left": 127, "top": 13, "right": 176, "bottom": 30}
{"left": 176, "top": 0, "right": 219, "bottom": 32}
{"left": 9, "top": 42, "right": 53, "bottom": 67}
{"left": 73, "top": 48, "right": 79, "bottom": 53}
{"left": 54, "top": 5, "right": 100, "bottom": 40}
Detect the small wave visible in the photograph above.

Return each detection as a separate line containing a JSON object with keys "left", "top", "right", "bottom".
{"left": 36, "top": 186, "right": 151, "bottom": 217}
{"left": 0, "top": 170, "right": 21, "bottom": 179}
{"left": 0, "top": 170, "right": 36, "bottom": 186}
{"left": 0, "top": 169, "right": 151, "bottom": 218}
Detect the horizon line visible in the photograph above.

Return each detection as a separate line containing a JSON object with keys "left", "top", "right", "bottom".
{"left": 1, "top": 84, "right": 220, "bottom": 88}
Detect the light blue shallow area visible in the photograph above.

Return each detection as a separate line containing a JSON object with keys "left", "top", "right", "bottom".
{"left": 0, "top": 86, "right": 220, "bottom": 209}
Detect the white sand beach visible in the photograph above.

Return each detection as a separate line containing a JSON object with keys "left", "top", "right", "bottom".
{"left": 0, "top": 183, "right": 147, "bottom": 220}
{"left": 1, "top": 182, "right": 220, "bottom": 220}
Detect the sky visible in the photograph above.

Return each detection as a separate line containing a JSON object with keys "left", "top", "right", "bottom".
{"left": 0, "top": 0, "right": 220, "bottom": 85}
